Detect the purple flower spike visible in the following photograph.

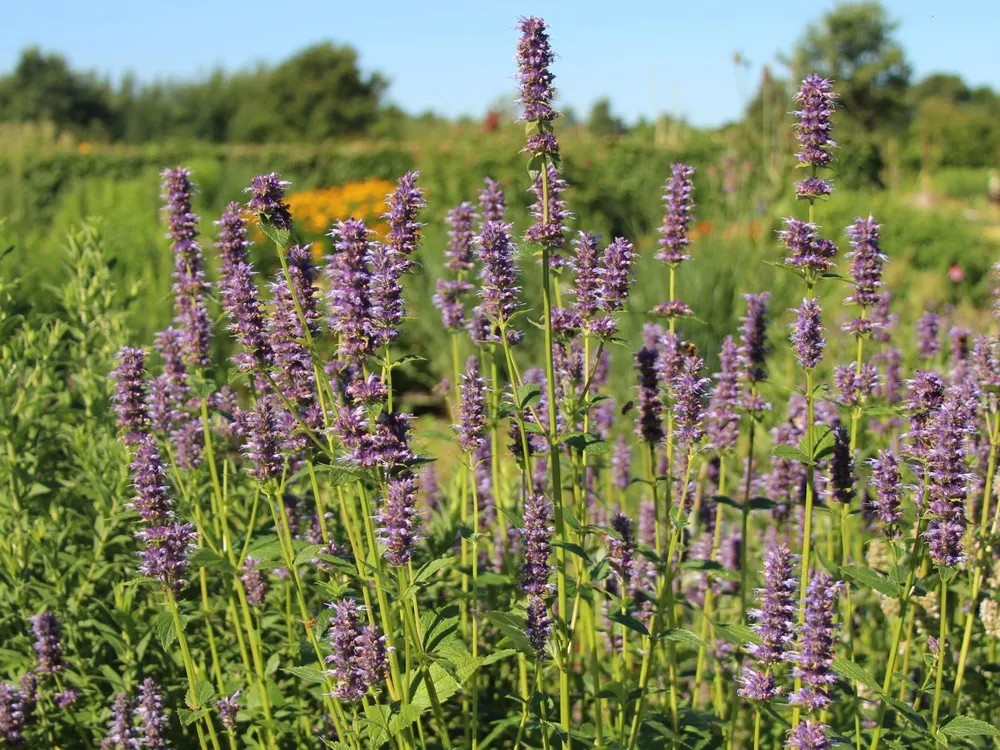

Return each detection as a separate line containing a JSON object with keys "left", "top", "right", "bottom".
{"left": 136, "top": 522, "right": 196, "bottom": 594}
{"left": 346, "top": 373, "right": 389, "bottom": 406}
{"left": 522, "top": 492, "right": 553, "bottom": 596}
{"left": 834, "top": 362, "right": 879, "bottom": 407}
{"left": 790, "top": 571, "right": 843, "bottom": 713}
{"left": 112, "top": 347, "right": 150, "bottom": 445}
{"left": 569, "top": 231, "right": 601, "bottom": 319}
{"left": 148, "top": 328, "right": 189, "bottom": 434}
{"left": 216, "top": 692, "right": 240, "bottom": 730}
{"left": 707, "top": 336, "right": 742, "bottom": 451}
{"left": 383, "top": 171, "right": 425, "bottom": 270}
{"left": 136, "top": 678, "right": 169, "bottom": 749}
{"left": 479, "top": 178, "right": 507, "bottom": 225}
{"left": 790, "top": 298, "right": 826, "bottom": 370}
{"left": 355, "top": 625, "right": 389, "bottom": 689}
{"left": 924, "top": 386, "right": 973, "bottom": 567}
{"left": 54, "top": 690, "right": 80, "bottom": 710}
{"left": 245, "top": 172, "right": 292, "bottom": 230}
{"left": 743, "top": 545, "right": 797, "bottom": 683}
{"left": 242, "top": 556, "right": 266, "bottom": 607}
{"left": 607, "top": 513, "right": 635, "bottom": 586}
{"left": 739, "top": 292, "right": 771, "bottom": 386}
{"left": 327, "top": 600, "right": 366, "bottom": 702}
{"left": 242, "top": 396, "right": 284, "bottom": 483}
{"left": 377, "top": 474, "right": 420, "bottom": 566}
{"left": 445, "top": 202, "right": 477, "bottom": 273}
{"left": 973, "top": 336, "right": 1000, "bottom": 392}
{"left": 828, "top": 425, "right": 854, "bottom": 505}
{"left": 793, "top": 73, "right": 838, "bottom": 173}
{"left": 525, "top": 595, "right": 552, "bottom": 659}
{"left": 599, "top": 237, "right": 637, "bottom": 314}
{"left": 366, "top": 240, "right": 405, "bottom": 349}
{"left": 656, "top": 163, "right": 696, "bottom": 265}
{"left": 433, "top": 278, "right": 474, "bottom": 330}
{"left": 870, "top": 450, "right": 902, "bottom": 538}
{"left": 673, "top": 354, "right": 710, "bottom": 449}
{"left": 916, "top": 310, "right": 940, "bottom": 360}
{"left": 786, "top": 719, "right": 831, "bottom": 750}
{"left": 476, "top": 220, "right": 522, "bottom": 332}
{"left": 129, "top": 434, "right": 172, "bottom": 524}
{"left": 30, "top": 612, "right": 63, "bottom": 673}
{"left": 327, "top": 218, "right": 374, "bottom": 360}
{"left": 100, "top": 692, "right": 138, "bottom": 750}
{"left": 845, "top": 216, "right": 885, "bottom": 313}
{"left": 215, "top": 203, "right": 272, "bottom": 371}
{"left": 780, "top": 219, "right": 837, "bottom": 276}
{"left": 516, "top": 16, "right": 558, "bottom": 125}
{"left": 1, "top": 682, "right": 28, "bottom": 746}
{"left": 458, "top": 356, "right": 488, "bottom": 453}
{"left": 634, "top": 345, "right": 664, "bottom": 444}
{"left": 611, "top": 436, "right": 631, "bottom": 491}
{"left": 525, "top": 163, "right": 570, "bottom": 254}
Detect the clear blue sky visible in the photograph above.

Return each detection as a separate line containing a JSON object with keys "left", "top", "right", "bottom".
{"left": 2, "top": 0, "right": 998, "bottom": 127}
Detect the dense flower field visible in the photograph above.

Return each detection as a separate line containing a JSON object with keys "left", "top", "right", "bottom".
{"left": 2, "top": 15, "right": 1000, "bottom": 750}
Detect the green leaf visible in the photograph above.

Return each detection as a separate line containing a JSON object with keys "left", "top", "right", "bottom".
{"left": 413, "top": 556, "right": 455, "bottom": 586}
{"left": 391, "top": 354, "right": 426, "bottom": 370}
{"left": 283, "top": 666, "right": 327, "bottom": 684}
{"left": 293, "top": 544, "right": 324, "bottom": 567}
{"left": 389, "top": 704, "right": 424, "bottom": 736}
{"left": 608, "top": 611, "right": 649, "bottom": 637}
{"left": 410, "top": 662, "right": 460, "bottom": 710}
{"left": 714, "top": 622, "right": 758, "bottom": 647}
{"left": 422, "top": 605, "right": 460, "bottom": 653}
{"left": 515, "top": 383, "right": 542, "bottom": 411}
{"left": 659, "top": 628, "right": 706, "bottom": 647}
{"left": 942, "top": 716, "right": 1000, "bottom": 738}
{"left": 265, "top": 652, "right": 280, "bottom": 677}
{"left": 484, "top": 611, "right": 536, "bottom": 656}
{"left": 563, "top": 432, "right": 608, "bottom": 455}
{"left": 185, "top": 680, "right": 215, "bottom": 709}
{"left": 260, "top": 224, "right": 291, "bottom": 248}
{"left": 552, "top": 540, "right": 591, "bottom": 563}
{"left": 152, "top": 612, "right": 176, "bottom": 652}
{"left": 247, "top": 535, "right": 283, "bottom": 562}
{"left": 178, "top": 707, "right": 210, "bottom": 727}
{"left": 771, "top": 445, "right": 809, "bottom": 462}
{"left": 810, "top": 427, "right": 835, "bottom": 462}
{"left": 189, "top": 546, "right": 234, "bottom": 574}
{"left": 841, "top": 564, "right": 901, "bottom": 598}
{"left": 748, "top": 497, "right": 778, "bottom": 510}
{"left": 832, "top": 658, "right": 880, "bottom": 692}
{"left": 712, "top": 495, "right": 740, "bottom": 509}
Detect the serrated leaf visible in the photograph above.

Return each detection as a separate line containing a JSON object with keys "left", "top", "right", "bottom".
{"left": 283, "top": 666, "right": 327, "bottom": 684}
{"left": 293, "top": 543, "right": 324, "bottom": 567}
{"left": 714, "top": 622, "right": 759, "bottom": 647}
{"left": 185, "top": 680, "right": 215, "bottom": 709}
{"left": 833, "top": 658, "right": 880, "bottom": 692}
{"left": 413, "top": 556, "right": 455, "bottom": 586}
{"left": 942, "top": 716, "right": 1000, "bottom": 737}
{"left": 515, "top": 383, "right": 542, "bottom": 410}
{"left": 485, "top": 611, "right": 536, "bottom": 656}
{"left": 659, "top": 628, "right": 706, "bottom": 646}
{"left": 265, "top": 652, "right": 280, "bottom": 677}
{"left": 552, "top": 540, "right": 591, "bottom": 563}
{"left": 771, "top": 445, "right": 809, "bottom": 462}
{"left": 422, "top": 605, "right": 460, "bottom": 653}
{"left": 563, "top": 432, "right": 608, "bottom": 455}
{"left": 389, "top": 704, "right": 424, "bottom": 736}
{"left": 841, "top": 564, "right": 901, "bottom": 598}
{"left": 152, "top": 612, "right": 176, "bottom": 652}
{"left": 179, "top": 707, "right": 209, "bottom": 727}
{"left": 608, "top": 611, "right": 649, "bottom": 637}
{"left": 410, "top": 662, "right": 460, "bottom": 710}
{"left": 260, "top": 224, "right": 291, "bottom": 248}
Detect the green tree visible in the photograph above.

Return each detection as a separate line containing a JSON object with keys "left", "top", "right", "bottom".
{"left": 587, "top": 98, "right": 624, "bottom": 138}
{"left": 789, "top": 2, "right": 911, "bottom": 132}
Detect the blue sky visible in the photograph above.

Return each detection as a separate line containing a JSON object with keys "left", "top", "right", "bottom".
{"left": 2, "top": 1, "right": 997, "bottom": 127}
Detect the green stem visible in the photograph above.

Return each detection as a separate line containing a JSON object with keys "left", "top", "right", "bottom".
{"left": 931, "top": 578, "right": 948, "bottom": 732}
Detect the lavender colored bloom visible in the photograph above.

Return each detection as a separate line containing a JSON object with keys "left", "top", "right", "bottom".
{"left": 780, "top": 219, "right": 837, "bottom": 276}
{"left": 844, "top": 216, "right": 885, "bottom": 312}
{"left": 739, "top": 292, "right": 771, "bottom": 386}
{"left": 834, "top": 362, "right": 878, "bottom": 407}
{"left": 745, "top": 544, "right": 797, "bottom": 666}
{"left": 346, "top": 373, "right": 389, "bottom": 406}
{"left": 30, "top": 612, "right": 63, "bottom": 673}
{"left": 870, "top": 450, "right": 903, "bottom": 538}
{"left": 525, "top": 163, "right": 570, "bottom": 254}
{"left": 54, "top": 690, "right": 80, "bottom": 710}
{"left": 871, "top": 291, "right": 895, "bottom": 342}
{"left": 215, "top": 204, "right": 272, "bottom": 371}
{"left": 245, "top": 172, "right": 292, "bottom": 230}
{"left": 445, "top": 202, "right": 477, "bottom": 273}
{"left": 137, "top": 522, "right": 196, "bottom": 593}
{"left": 170, "top": 417, "right": 204, "bottom": 470}
{"left": 242, "top": 556, "right": 266, "bottom": 607}
{"left": 874, "top": 348, "right": 902, "bottom": 405}
{"left": 383, "top": 171, "right": 425, "bottom": 271}
{"left": 270, "top": 245, "right": 320, "bottom": 416}
{"left": 216, "top": 691, "right": 240, "bottom": 730}
{"left": 790, "top": 297, "right": 826, "bottom": 370}
{"left": 599, "top": 237, "right": 637, "bottom": 314}
{"left": 458, "top": 356, "right": 488, "bottom": 453}
{"left": 790, "top": 571, "right": 842, "bottom": 713}
{"left": 796, "top": 177, "right": 833, "bottom": 201}
{"left": 355, "top": 625, "right": 389, "bottom": 689}
{"left": 525, "top": 595, "right": 552, "bottom": 659}
{"left": 607, "top": 513, "right": 635, "bottom": 586}
{"left": 656, "top": 163, "right": 696, "bottom": 265}
{"left": 147, "top": 328, "right": 189, "bottom": 434}
{"left": 479, "top": 178, "right": 506, "bottom": 225}
{"left": 924, "top": 386, "right": 973, "bottom": 567}
{"left": 707, "top": 336, "right": 742, "bottom": 451}
{"left": 326, "top": 600, "right": 366, "bottom": 702}
{"left": 476, "top": 220, "right": 521, "bottom": 331}
{"left": 828, "top": 426, "right": 854, "bottom": 505}
{"left": 611, "top": 436, "right": 631, "bottom": 490}
{"left": 634, "top": 346, "right": 664, "bottom": 444}
{"left": 973, "top": 336, "right": 1000, "bottom": 392}
{"left": 433, "top": 278, "right": 474, "bottom": 330}
{"left": 242, "top": 396, "right": 284, "bottom": 483}
{"left": 100, "top": 692, "right": 138, "bottom": 750}
{"left": 112, "top": 347, "right": 150, "bottom": 445}
{"left": 129, "top": 434, "right": 172, "bottom": 524}
{"left": 0, "top": 682, "right": 27, "bottom": 747}
{"left": 793, "top": 73, "right": 838, "bottom": 173}
{"left": 673, "top": 355, "right": 710, "bottom": 448}
{"left": 905, "top": 371, "right": 946, "bottom": 463}
{"left": 916, "top": 311, "right": 940, "bottom": 360}
{"left": 366, "top": 240, "right": 405, "bottom": 349}
{"left": 136, "top": 678, "right": 169, "bottom": 749}
{"left": 18, "top": 674, "right": 36, "bottom": 714}
{"left": 569, "top": 231, "right": 601, "bottom": 319}
{"left": 377, "top": 474, "right": 420, "bottom": 566}
{"left": 656, "top": 331, "right": 685, "bottom": 392}
{"left": 522, "top": 492, "right": 553, "bottom": 596}
{"left": 327, "top": 218, "right": 374, "bottom": 360}
{"left": 786, "top": 719, "right": 831, "bottom": 750}
{"left": 516, "top": 16, "right": 558, "bottom": 125}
